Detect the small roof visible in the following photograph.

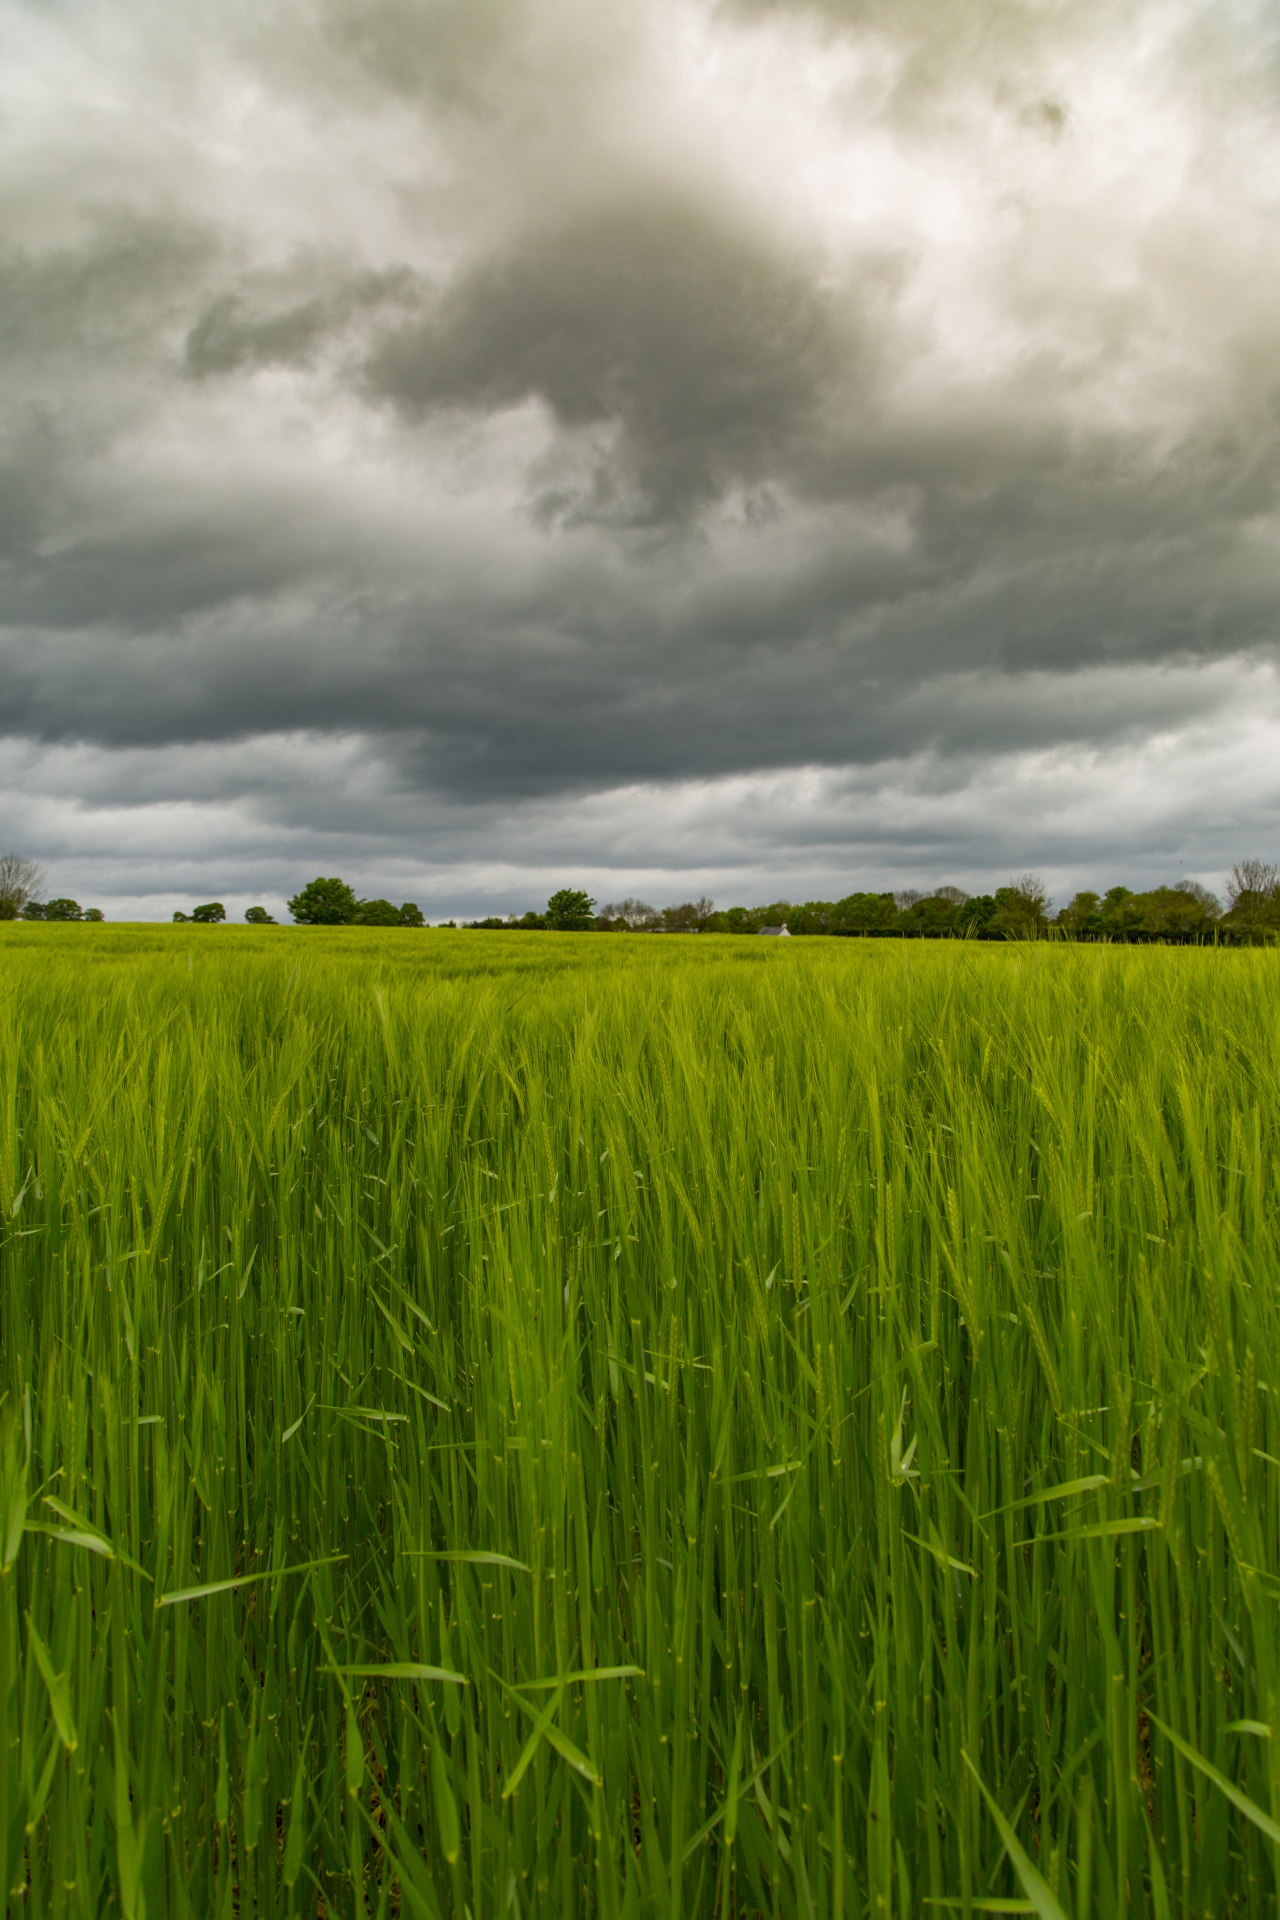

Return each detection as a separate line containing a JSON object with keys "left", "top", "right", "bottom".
{"left": 758, "top": 923, "right": 791, "bottom": 936}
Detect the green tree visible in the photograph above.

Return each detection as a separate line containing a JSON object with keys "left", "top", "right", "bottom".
{"left": 19, "top": 901, "right": 46, "bottom": 921}
{"left": 1098, "top": 886, "right": 1144, "bottom": 936}
{"left": 43, "top": 898, "right": 83, "bottom": 922}
{"left": 398, "top": 902, "right": 425, "bottom": 926}
{"left": 991, "top": 875, "right": 1049, "bottom": 939}
{"left": 245, "top": 906, "right": 276, "bottom": 924}
{"left": 191, "top": 902, "right": 226, "bottom": 924}
{"left": 1056, "top": 890, "right": 1104, "bottom": 936}
{"left": 828, "top": 893, "right": 899, "bottom": 933}
{"left": 781, "top": 902, "right": 826, "bottom": 935}
{"left": 353, "top": 898, "right": 402, "bottom": 927}
{"left": 82, "top": 907, "right": 105, "bottom": 922}
{"left": 899, "top": 892, "right": 964, "bottom": 936}
{"left": 957, "top": 895, "right": 997, "bottom": 935}
{"left": 1130, "top": 886, "right": 1219, "bottom": 937}
{"left": 545, "top": 888, "right": 596, "bottom": 931}
{"left": 288, "top": 877, "right": 358, "bottom": 925}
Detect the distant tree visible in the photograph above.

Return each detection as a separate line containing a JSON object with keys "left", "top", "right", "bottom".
{"left": 546, "top": 888, "right": 596, "bottom": 931}
{"left": 899, "top": 893, "right": 963, "bottom": 935}
{"left": 288, "top": 877, "right": 358, "bottom": 925}
{"left": 991, "top": 875, "right": 1049, "bottom": 939}
{"left": 933, "top": 885, "right": 970, "bottom": 905}
{"left": 745, "top": 902, "right": 795, "bottom": 934}
{"left": 19, "top": 901, "right": 46, "bottom": 920}
{"left": 660, "top": 897, "right": 716, "bottom": 933}
{"left": 191, "top": 902, "right": 226, "bottom": 924}
{"left": 1175, "top": 879, "right": 1220, "bottom": 912}
{"left": 0, "top": 854, "right": 45, "bottom": 920}
{"left": 1056, "top": 891, "right": 1104, "bottom": 936}
{"left": 245, "top": 905, "right": 276, "bottom": 924}
{"left": 958, "top": 895, "right": 998, "bottom": 935}
{"left": 598, "top": 898, "right": 660, "bottom": 931}
{"left": 894, "top": 889, "right": 924, "bottom": 911}
{"left": 1227, "top": 859, "right": 1279, "bottom": 906}
{"left": 353, "top": 898, "right": 402, "bottom": 927}
{"left": 82, "top": 907, "right": 105, "bottom": 922}
{"left": 1099, "top": 886, "right": 1144, "bottom": 936}
{"left": 398, "top": 901, "right": 425, "bottom": 926}
{"left": 784, "top": 901, "right": 834, "bottom": 935}
{"left": 829, "top": 893, "right": 899, "bottom": 933}
{"left": 43, "top": 898, "right": 83, "bottom": 922}
{"left": 1223, "top": 860, "right": 1280, "bottom": 936}
{"left": 661, "top": 902, "right": 696, "bottom": 933}
{"left": 1130, "top": 886, "right": 1220, "bottom": 937}
{"left": 173, "top": 911, "right": 189, "bottom": 923}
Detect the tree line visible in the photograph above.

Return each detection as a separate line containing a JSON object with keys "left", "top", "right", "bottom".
{"left": 4, "top": 859, "right": 1280, "bottom": 939}
{"left": 467, "top": 866, "right": 1280, "bottom": 941}
{"left": 173, "top": 881, "right": 431, "bottom": 924}
{"left": 0, "top": 857, "right": 104, "bottom": 921}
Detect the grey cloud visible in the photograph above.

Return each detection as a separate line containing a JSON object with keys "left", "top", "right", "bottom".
{"left": 184, "top": 293, "right": 333, "bottom": 378}
{"left": 363, "top": 193, "right": 854, "bottom": 520}
{"left": 322, "top": 0, "right": 523, "bottom": 104}
{"left": 0, "top": 211, "right": 214, "bottom": 362}
{"left": 183, "top": 267, "right": 420, "bottom": 378}
{"left": 0, "top": 411, "right": 65, "bottom": 558}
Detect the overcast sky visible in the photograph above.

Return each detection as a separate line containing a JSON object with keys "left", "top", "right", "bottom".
{"left": 3, "top": 0, "right": 1280, "bottom": 920}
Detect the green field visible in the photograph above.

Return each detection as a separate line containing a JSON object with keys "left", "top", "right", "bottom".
{"left": 2, "top": 927, "right": 1278, "bottom": 1917}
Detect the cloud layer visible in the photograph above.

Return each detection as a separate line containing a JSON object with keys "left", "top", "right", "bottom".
{"left": 2, "top": 0, "right": 1279, "bottom": 914}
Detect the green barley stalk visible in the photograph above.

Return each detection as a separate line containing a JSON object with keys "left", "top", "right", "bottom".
{"left": 0, "top": 921, "right": 1277, "bottom": 1914}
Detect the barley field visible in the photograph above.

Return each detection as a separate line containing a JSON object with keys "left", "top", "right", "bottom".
{"left": 1, "top": 926, "right": 1278, "bottom": 1918}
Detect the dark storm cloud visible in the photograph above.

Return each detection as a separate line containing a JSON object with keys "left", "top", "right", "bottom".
{"left": 184, "top": 267, "right": 420, "bottom": 379}
{"left": 363, "top": 193, "right": 853, "bottom": 521}
{"left": 0, "top": 210, "right": 214, "bottom": 360}
{"left": 3, "top": 0, "right": 1280, "bottom": 912}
